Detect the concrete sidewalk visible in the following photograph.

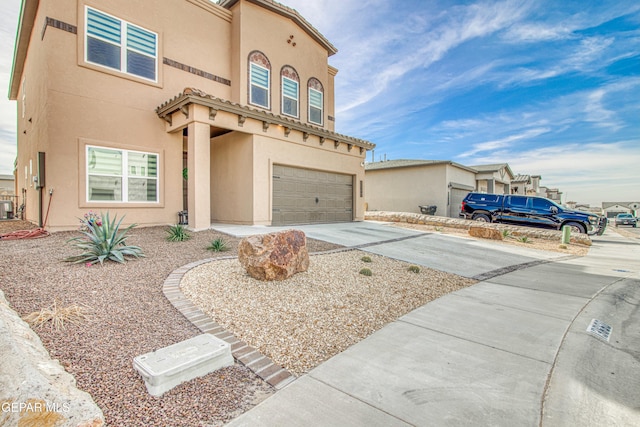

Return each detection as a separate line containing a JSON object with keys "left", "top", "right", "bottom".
{"left": 227, "top": 229, "right": 640, "bottom": 426}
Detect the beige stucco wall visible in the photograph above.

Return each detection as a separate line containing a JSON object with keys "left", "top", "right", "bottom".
{"left": 366, "top": 165, "right": 447, "bottom": 215}
{"left": 365, "top": 164, "right": 476, "bottom": 217}
{"left": 13, "top": 0, "right": 363, "bottom": 230}
{"left": 210, "top": 132, "right": 254, "bottom": 224}
{"left": 209, "top": 122, "right": 365, "bottom": 225}
{"left": 228, "top": 1, "right": 335, "bottom": 130}
{"left": 253, "top": 133, "right": 365, "bottom": 224}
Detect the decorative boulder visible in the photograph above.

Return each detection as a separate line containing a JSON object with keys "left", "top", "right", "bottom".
{"left": 238, "top": 230, "right": 309, "bottom": 281}
{"left": 468, "top": 226, "right": 503, "bottom": 240}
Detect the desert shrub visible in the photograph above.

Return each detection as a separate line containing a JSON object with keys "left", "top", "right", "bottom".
{"left": 359, "top": 268, "right": 372, "bottom": 276}
{"left": 502, "top": 229, "right": 512, "bottom": 238}
{"left": 166, "top": 224, "right": 191, "bottom": 242}
{"left": 207, "top": 238, "right": 230, "bottom": 252}
{"left": 361, "top": 256, "right": 372, "bottom": 263}
{"left": 517, "top": 236, "right": 531, "bottom": 243}
{"left": 23, "top": 300, "right": 92, "bottom": 331}
{"left": 66, "top": 211, "right": 143, "bottom": 265}
{"left": 408, "top": 265, "right": 421, "bottom": 273}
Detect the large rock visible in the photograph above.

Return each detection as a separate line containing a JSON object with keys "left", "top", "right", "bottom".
{"left": 469, "top": 226, "right": 503, "bottom": 240}
{"left": 0, "top": 290, "right": 105, "bottom": 427}
{"left": 238, "top": 230, "right": 310, "bottom": 281}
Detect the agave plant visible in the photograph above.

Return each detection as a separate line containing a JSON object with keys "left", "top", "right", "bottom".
{"left": 206, "top": 237, "right": 229, "bottom": 252}
{"left": 166, "top": 224, "right": 191, "bottom": 242}
{"left": 66, "top": 211, "right": 144, "bottom": 265}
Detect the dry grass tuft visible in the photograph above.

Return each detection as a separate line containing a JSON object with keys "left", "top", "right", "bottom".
{"left": 23, "top": 300, "right": 93, "bottom": 331}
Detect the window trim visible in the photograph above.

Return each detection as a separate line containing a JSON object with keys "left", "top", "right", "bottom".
{"left": 281, "top": 76, "right": 299, "bottom": 118}
{"left": 86, "top": 145, "right": 159, "bottom": 204}
{"left": 249, "top": 62, "right": 270, "bottom": 109}
{"left": 84, "top": 6, "right": 158, "bottom": 83}
{"left": 308, "top": 87, "right": 324, "bottom": 126}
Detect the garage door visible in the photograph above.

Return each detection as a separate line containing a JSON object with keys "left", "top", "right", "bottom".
{"left": 272, "top": 165, "right": 353, "bottom": 225}
{"left": 449, "top": 187, "right": 471, "bottom": 218}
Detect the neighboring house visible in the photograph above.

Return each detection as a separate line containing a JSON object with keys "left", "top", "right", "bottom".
{"left": 602, "top": 202, "right": 640, "bottom": 218}
{"left": 539, "top": 187, "right": 562, "bottom": 203}
{"left": 364, "top": 160, "right": 477, "bottom": 218}
{"left": 9, "top": 0, "right": 373, "bottom": 230}
{"left": 470, "top": 163, "right": 514, "bottom": 195}
{"left": 0, "top": 174, "right": 15, "bottom": 196}
{"left": 510, "top": 174, "right": 531, "bottom": 195}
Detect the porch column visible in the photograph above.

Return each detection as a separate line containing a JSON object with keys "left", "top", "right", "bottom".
{"left": 187, "top": 120, "right": 211, "bottom": 230}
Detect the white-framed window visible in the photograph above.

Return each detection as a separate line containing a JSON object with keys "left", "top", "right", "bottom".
{"left": 85, "top": 6, "right": 157, "bottom": 81}
{"left": 282, "top": 76, "right": 299, "bottom": 118}
{"left": 250, "top": 62, "right": 270, "bottom": 108}
{"left": 309, "top": 88, "right": 323, "bottom": 125}
{"left": 87, "top": 146, "right": 158, "bottom": 203}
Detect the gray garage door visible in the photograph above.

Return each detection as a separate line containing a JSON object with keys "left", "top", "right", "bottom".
{"left": 272, "top": 165, "right": 353, "bottom": 225}
{"left": 449, "top": 187, "right": 471, "bottom": 218}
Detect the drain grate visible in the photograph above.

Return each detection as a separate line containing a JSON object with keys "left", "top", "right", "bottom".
{"left": 587, "top": 319, "right": 612, "bottom": 342}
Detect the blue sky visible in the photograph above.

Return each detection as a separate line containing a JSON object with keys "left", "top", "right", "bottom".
{"left": 1, "top": 0, "right": 639, "bottom": 206}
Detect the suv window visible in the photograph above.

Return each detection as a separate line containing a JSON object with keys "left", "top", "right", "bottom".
{"left": 531, "top": 198, "right": 554, "bottom": 211}
{"left": 468, "top": 193, "right": 500, "bottom": 202}
{"left": 509, "top": 196, "right": 528, "bottom": 207}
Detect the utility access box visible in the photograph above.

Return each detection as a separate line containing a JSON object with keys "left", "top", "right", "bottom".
{"left": 133, "top": 334, "right": 233, "bottom": 396}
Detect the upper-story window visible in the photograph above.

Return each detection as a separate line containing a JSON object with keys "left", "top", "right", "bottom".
{"left": 85, "top": 7, "right": 157, "bottom": 81}
{"left": 248, "top": 51, "right": 271, "bottom": 109}
{"left": 308, "top": 78, "right": 324, "bottom": 126}
{"left": 281, "top": 66, "right": 299, "bottom": 118}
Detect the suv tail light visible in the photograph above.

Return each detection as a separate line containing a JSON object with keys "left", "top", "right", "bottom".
{"left": 461, "top": 201, "right": 466, "bottom": 212}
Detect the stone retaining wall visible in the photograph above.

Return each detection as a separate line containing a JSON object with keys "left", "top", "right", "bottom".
{"left": 0, "top": 289, "right": 104, "bottom": 426}
{"left": 365, "top": 211, "right": 592, "bottom": 246}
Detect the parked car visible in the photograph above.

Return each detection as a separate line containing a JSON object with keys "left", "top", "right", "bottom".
{"left": 614, "top": 213, "right": 637, "bottom": 227}
{"left": 460, "top": 192, "right": 607, "bottom": 235}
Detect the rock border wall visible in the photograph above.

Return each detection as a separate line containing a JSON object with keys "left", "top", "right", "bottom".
{"left": 0, "top": 289, "right": 104, "bottom": 427}
{"left": 365, "top": 211, "right": 592, "bottom": 246}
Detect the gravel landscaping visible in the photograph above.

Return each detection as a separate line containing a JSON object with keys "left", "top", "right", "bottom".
{"left": 181, "top": 251, "right": 476, "bottom": 376}
{"left": 0, "top": 218, "right": 589, "bottom": 425}
{"left": 0, "top": 221, "right": 338, "bottom": 427}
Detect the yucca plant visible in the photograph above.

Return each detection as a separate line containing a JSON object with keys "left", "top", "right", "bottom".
{"left": 166, "top": 224, "right": 191, "bottom": 242}
{"left": 66, "top": 211, "right": 144, "bottom": 265}
{"left": 207, "top": 237, "right": 229, "bottom": 252}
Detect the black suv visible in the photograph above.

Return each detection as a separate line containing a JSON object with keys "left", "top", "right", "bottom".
{"left": 460, "top": 193, "right": 607, "bottom": 235}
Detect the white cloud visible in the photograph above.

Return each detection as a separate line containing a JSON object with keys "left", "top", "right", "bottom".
{"left": 0, "top": 2, "right": 20, "bottom": 174}
{"left": 467, "top": 141, "right": 640, "bottom": 205}
{"left": 459, "top": 127, "right": 551, "bottom": 157}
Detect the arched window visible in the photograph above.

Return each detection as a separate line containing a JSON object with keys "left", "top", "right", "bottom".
{"left": 281, "top": 66, "right": 299, "bottom": 118}
{"left": 248, "top": 51, "right": 271, "bottom": 109}
{"left": 308, "top": 78, "right": 323, "bottom": 125}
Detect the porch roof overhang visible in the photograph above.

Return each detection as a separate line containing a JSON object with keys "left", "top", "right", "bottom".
{"left": 155, "top": 88, "right": 375, "bottom": 151}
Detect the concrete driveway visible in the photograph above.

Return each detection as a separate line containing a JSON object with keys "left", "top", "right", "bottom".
{"left": 212, "top": 221, "right": 566, "bottom": 279}
{"left": 218, "top": 222, "right": 640, "bottom": 426}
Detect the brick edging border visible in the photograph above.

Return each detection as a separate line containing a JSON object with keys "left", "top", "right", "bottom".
{"left": 162, "top": 257, "right": 296, "bottom": 390}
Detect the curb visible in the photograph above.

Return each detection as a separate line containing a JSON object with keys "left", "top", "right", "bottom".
{"left": 162, "top": 257, "right": 296, "bottom": 390}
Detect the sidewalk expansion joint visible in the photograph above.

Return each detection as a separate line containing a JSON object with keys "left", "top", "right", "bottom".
{"left": 349, "top": 232, "right": 430, "bottom": 249}
{"left": 471, "top": 255, "right": 579, "bottom": 281}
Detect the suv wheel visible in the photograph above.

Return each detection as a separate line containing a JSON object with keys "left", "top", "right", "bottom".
{"left": 565, "top": 221, "right": 586, "bottom": 234}
{"left": 473, "top": 213, "right": 491, "bottom": 222}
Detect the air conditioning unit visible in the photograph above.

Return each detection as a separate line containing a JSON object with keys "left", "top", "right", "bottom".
{"left": 0, "top": 200, "right": 13, "bottom": 219}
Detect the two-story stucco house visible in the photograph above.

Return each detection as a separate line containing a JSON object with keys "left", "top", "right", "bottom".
{"left": 9, "top": 0, "right": 374, "bottom": 231}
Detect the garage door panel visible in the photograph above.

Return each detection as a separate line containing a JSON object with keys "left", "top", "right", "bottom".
{"left": 272, "top": 165, "right": 353, "bottom": 225}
